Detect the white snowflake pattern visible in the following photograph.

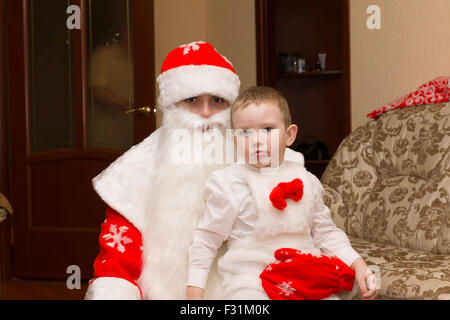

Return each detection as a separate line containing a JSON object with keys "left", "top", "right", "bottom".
{"left": 277, "top": 281, "right": 296, "bottom": 297}
{"left": 181, "top": 42, "right": 202, "bottom": 55}
{"left": 102, "top": 224, "right": 133, "bottom": 253}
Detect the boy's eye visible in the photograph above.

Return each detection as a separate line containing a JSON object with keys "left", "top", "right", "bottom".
{"left": 236, "top": 129, "right": 250, "bottom": 136}
{"left": 263, "top": 127, "right": 272, "bottom": 132}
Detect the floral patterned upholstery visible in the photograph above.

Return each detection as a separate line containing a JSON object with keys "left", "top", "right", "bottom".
{"left": 321, "top": 102, "right": 450, "bottom": 299}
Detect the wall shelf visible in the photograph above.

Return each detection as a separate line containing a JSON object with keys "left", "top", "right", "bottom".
{"left": 278, "top": 70, "right": 342, "bottom": 79}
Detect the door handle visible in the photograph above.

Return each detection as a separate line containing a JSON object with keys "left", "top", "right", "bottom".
{"left": 124, "top": 106, "right": 156, "bottom": 116}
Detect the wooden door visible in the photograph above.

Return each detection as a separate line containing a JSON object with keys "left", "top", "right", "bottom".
{"left": 7, "top": 0, "right": 155, "bottom": 279}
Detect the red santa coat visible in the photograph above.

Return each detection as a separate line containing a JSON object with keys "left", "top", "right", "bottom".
{"left": 86, "top": 129, "right": 163, "bottom": 299}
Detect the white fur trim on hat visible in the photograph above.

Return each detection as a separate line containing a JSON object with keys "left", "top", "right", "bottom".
{"left": 157, "top": 65, "right": 240, "bottom": 110}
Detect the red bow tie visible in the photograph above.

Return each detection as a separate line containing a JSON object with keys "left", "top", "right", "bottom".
{"left": 269, "top": 178, "right": 304, "bottom": 211}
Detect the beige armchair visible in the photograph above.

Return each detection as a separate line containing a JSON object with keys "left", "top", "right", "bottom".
{"left": 321, "top": 101, "right": 450, "bottom": 299}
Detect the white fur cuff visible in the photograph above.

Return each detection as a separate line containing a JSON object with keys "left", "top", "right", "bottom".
{"left": 85, "top": 277, "right": 142, "bottom": 300}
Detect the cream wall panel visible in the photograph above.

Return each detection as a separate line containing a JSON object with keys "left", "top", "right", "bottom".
{"left": 206, "top": 0, "right": 257, "bottom": 95}
{"left": 154, "top": 0, "right": 207, "bottom": 127}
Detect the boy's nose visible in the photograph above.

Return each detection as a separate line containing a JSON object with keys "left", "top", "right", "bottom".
{"left": 249, "top": 131, "right": 266, "bottom": 146}
{"left": 257, "top": 130, "right": 269, "bottom": 143}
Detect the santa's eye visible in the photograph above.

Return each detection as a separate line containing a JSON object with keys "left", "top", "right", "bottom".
{"left": 185, "top": 97, "right": 196, "bottom": 103}
{"left": 213, "top": 97, "right": 225, "bottom": 104}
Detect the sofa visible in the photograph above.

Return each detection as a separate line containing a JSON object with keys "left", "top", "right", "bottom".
{"left": 321, "top": 101, "right": 450, "bottom": 299}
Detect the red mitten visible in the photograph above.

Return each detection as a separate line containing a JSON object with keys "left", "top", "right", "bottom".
{"left": 260, "top": 248, "right": 355, "bottom": 300}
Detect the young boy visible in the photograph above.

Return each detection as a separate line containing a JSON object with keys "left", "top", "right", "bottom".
{"left": 186, "top": 86, "right": 377, "bottom": 300}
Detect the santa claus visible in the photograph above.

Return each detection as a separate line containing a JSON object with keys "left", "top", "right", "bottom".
{"left": 84, "top": 41, "right": 304, "bottom": 299}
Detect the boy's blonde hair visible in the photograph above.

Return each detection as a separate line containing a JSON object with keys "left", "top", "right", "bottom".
{"left": 231, "top": 86, "right": 292, "bottom": 128}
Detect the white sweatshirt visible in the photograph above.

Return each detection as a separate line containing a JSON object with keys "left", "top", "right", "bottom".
{"left": 188, "top": 160, "right": 361, "bottom": 289}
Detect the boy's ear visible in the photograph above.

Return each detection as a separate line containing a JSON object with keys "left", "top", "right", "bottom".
{"left": 285, "top": 124, "right": 298, "bottom": 147}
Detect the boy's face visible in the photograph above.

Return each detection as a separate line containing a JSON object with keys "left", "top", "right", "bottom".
{"left": 232, "top": 102, "right": 297, "bottom": 168}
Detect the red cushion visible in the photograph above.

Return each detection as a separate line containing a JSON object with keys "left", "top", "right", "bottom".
{"left": 367, "top": 76, "right": 450, "bottom": 119}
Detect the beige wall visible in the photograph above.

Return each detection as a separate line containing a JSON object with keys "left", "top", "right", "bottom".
{"left": 350, "top": 0, "right": 450, "bottom": 129}
{"left": 153, "top": 0, "right": 257, "bottom": 127}
{"left": 154, "top": 0, "right": 207, "bottom": 127}
{"left": 154, "top": 0, "right": 207, "bottom": 76}
{"left": 206, "top": 0, "right": 256, "bottom": 96}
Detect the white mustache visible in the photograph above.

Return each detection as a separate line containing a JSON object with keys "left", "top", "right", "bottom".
{"left": 163, "top": 105, "right": 230, "bottom": 131}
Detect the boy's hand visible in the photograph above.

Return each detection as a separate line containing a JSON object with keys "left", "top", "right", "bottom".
{"left": 351, "top": 258, "right": 378, "bottom": 300}
{"left": 186, "top": 286, "right": 204, "bottom": 300}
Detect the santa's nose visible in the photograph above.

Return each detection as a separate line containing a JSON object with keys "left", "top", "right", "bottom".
{"left": 198, "top": 102, "right": 214, "bottom": 118}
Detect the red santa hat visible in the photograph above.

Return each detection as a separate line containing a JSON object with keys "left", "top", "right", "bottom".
{"left": 157, "top": 41, "right": 241, "bottom": 110}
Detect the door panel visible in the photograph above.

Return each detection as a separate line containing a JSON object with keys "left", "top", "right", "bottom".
{"left": 8, "top": 0, "right": 155, "bottom": 279}
{"left": 87, "top": 0, "right": 135, "bottom": 150}
{"left": 29, "top": 0, "right": 76, "bottom": 153}
{"left": 30, "top": 160, "right": 108, "bottom": 228}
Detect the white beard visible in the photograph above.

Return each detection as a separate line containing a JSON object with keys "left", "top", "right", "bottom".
{"left": 138, "top": 106, "right": 230, "bottom": 299}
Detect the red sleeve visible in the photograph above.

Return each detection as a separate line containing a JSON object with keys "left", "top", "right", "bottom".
{"left": 92, "top": 207, "right": 143, "bottom": 297}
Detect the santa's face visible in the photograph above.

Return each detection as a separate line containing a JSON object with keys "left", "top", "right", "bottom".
{"left": 164, "top": 93, "right": 231, "bottom": 133}
{"left": 175, "top": 93, "right": 230, "bottom": 118}
{"left": 161, "top": 95, "right": 232, "bottom": 166}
